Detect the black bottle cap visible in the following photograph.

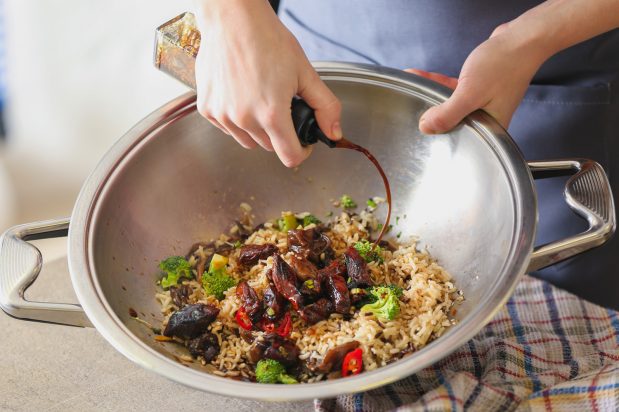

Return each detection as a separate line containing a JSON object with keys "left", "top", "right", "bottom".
{"left": 291, "top": 98, "right": 336, "bottom": 148}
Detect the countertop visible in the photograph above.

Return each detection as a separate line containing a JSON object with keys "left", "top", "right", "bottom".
{"left": 1, "top": 257, "right": 313, "bottom": 412}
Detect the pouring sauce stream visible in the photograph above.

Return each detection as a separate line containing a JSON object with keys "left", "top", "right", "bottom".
{"left": 334, "top": 138, "right": 392, "bottom": 246}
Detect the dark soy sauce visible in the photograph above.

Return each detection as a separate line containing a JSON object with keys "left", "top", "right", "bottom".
{"left": 290, "top": 98, "right": 392, "bottom": 244}
{"left": 335, "top": 138, "right": 392, "bottom": 246}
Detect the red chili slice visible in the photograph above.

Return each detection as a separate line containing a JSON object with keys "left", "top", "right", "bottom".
{"left": 235, "top": 307, "right": 253, "bottom": 330}
{"left": 275, "top": 312, "right": 292, "bottom": 337}
{"left": 341, "top": 348, "right": 363, "bottom": 377}
{"left": 259, "top": 311, "right": 292, "bottom": 337}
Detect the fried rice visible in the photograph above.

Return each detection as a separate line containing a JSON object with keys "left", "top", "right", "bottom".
{"left": 154, "top": 205, "right": 462, "bottom": 383}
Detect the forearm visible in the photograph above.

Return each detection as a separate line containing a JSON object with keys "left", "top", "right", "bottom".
{"left": 507, "top": 0, "right": 619, "bottom": 58}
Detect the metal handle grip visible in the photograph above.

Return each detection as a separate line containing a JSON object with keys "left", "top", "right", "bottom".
{"left": 0, "top": 218, "right": 92, "bottom": 327}
{"left": 528, "top": 159, "right": 616, "bottom": 271}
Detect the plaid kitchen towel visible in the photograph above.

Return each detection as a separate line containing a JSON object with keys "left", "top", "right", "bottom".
{"left": 315, "top": 275, "right": 619, "bottom": 411}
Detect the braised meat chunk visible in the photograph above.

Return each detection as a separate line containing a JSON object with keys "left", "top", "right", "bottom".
{"left": 287, "top": 228, "right": 334, "bottom": 266}
{"left": 318, "top": 259, "right": 346, "bottom": 279}
{"left": 290, "top": 256, "right": 319, "bottom": 281}
{"left": 236, "top": 281, "right": 263, "bottom": 322}
{"left": 238, "top": 244, "right": 278, "bottom": 266}
{"left": 248, "top": 333, "right": 300, "bottom": 367}
{"left": 298, "top": 298, "right": 334, "bottom": 325}
{"left": 186, "top": 332, "right": 220, "bottom": 361}
{"left": 344, "top": 247, "right": 373, "bottom": 288}
{"left": 163, "top": 303, "right": 219, "bottom": 339}
{"left": 262, "top": 282, "right": 286, "bottom": 321}
{"left": 271, "top": 255, "right": 304, "bottom": 310}
{"left": 291, "top": 257, "right": 322, "bottom": 299}
{"left": 324, "top": 273, "right": 351, "bottom": 314}
{"left": 299, "top": 277, "right": 322, "bottom": 301}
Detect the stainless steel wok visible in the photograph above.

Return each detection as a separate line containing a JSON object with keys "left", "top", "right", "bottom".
{"left": 0, "top": 62, "right": 615, "bottom": 401}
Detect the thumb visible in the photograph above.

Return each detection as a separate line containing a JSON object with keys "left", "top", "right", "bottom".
{"left": 419, "top": 86, "right": 478, "bottom": 134}
{"left": 297, "top": 66, "right": 343, "bottom": 140}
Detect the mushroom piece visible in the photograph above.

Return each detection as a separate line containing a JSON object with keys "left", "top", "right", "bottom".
{"left": 163, "top": 303, "right": 220, "bottom": 339}
{"left": 186, "top": 332, "right": 220, "bottom": 361}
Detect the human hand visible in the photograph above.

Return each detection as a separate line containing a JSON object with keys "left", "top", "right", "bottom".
{"left": 194, "top": 0, "right": 342, "bottom": 167}
{"left": 408, "top": 23, "right": 550, "bottom": 134}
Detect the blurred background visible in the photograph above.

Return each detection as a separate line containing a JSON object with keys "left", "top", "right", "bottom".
{"left": 0, "top": 0, "right": 193, "bottom": 256}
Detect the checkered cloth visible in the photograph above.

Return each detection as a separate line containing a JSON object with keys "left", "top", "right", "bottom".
{"left": 314, "top": 275, "right": 619, "bottom": 411}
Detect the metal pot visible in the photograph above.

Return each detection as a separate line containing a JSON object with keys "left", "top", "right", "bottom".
{"left": 0, "top": 63, "right": 614, "bottom": 401}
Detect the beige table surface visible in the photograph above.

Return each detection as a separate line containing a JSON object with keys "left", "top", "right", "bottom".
{"left": 1, "top": 257, "right": 314, "bottom": 412}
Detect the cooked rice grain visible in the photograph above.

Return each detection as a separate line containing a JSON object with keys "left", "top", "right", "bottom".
{"left": 157, "top": 212, "right": 462, "bottom": 381}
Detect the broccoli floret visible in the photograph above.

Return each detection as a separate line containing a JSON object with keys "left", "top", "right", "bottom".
{"left": 255, "top": 359, "right": 298, "bottom": 384}
{"left": 384, "top": 284, "right": 404, "bottom": 298}
{"left": 202, "top": 271, "right": 235, "bottom": 300}
{"left": 353, "top": 240, "right": 384, "bottom": 264}
{"left": 159, "top": 256, "right": 192, "bottom": 289}
{"left": 202, "top": 253, "right": 236, "bottom": 300}
{"left": 340, "top": 195, "right": 357, "bottom": 209}
{"left": 302, "top": 214, "right": 321, "bottom": 227}
{"left": 277, "top": 212, "right": 299, "bottom": 232}
{"left": 360, "top": 285, "right": 403, "bottom": 321}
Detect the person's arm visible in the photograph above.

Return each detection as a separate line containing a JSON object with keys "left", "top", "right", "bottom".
{"left": 416, "top": 0, "right": 619, "bottom": 134}
{"left": 193, "top": 0, "right": 342, "bottom": 167}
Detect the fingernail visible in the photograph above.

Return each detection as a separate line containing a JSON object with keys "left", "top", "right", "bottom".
{"left": 332, "top": 122, "right": 343, "bottom": 139}
{"left": 419, "top": 117, "right": 436, "bottom": 134}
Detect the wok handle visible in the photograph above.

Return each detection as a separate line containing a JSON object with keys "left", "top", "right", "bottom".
{"left": 0, "top": 218, "right": 92, "bottom": 327}
{"left": 527, "top": 159, "right": 616, "bottom": 272}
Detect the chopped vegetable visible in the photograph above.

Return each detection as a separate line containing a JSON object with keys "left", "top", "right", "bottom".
{"left": 386, "top": 285, "right": 404, "bottom": 299}
{"left": 255, "top": 359, "right": 298, "bottom": 384}
{"left": 159, "top": 256, "right": 192, "bottom": 289}
{"left": 341, "top": 348, "right": 363, "bottom": 377}
{"left": 278, "top": 374, "right": 298, "bottom": 384}
{"left": 260, "top": 311, "right": 292, "bottom": 337}
{"left": 302, "top": 214, "right": 321, "bottom": 227}
{"left": 353, "top": 240, "right": 384, "bottom": 264}
{"left": 233, "top": 240, "right": 243, "bottom": 249}
{"left": 340, "top": 195, "right": 357, "bottom": 209}
{"left": 209, "top": 254, "right": 228, "bottom": 272}
{"left": 303, "top": 279, "right": 315, "bottom": 290}
{"left": 202, "top": 271, "right": 236, "bottom": 300}
{"left": 278, "top": 213, "right": 299, "bottom": 232}
{"left": 154, "top": 335, "right": 174, "bottom": 342}
{"left": 366, "top": 198, "right": 377, "bottom": 208}
{"left": 235, "top": 307, "right": 253, "bottom": 330}
{"left": 202, "top": 253, "right": 236, "bottom": 300}
{"left": 360, "top": 285, "right": 403, "bottom": 321}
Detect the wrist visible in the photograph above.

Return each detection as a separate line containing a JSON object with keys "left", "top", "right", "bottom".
{"left": 194, "top": 0, "right": 273, "bottom": 30}
{"left": 494, "top": 17, "right": 557, "bottom": 68}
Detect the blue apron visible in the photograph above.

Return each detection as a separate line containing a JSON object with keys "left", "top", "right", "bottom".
{"left": 279, "top": 0, "right": 619, "bottom": 308}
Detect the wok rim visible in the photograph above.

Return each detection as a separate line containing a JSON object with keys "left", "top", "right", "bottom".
{"left": 68, "top": 62, "right": 537, "bottom": 401}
